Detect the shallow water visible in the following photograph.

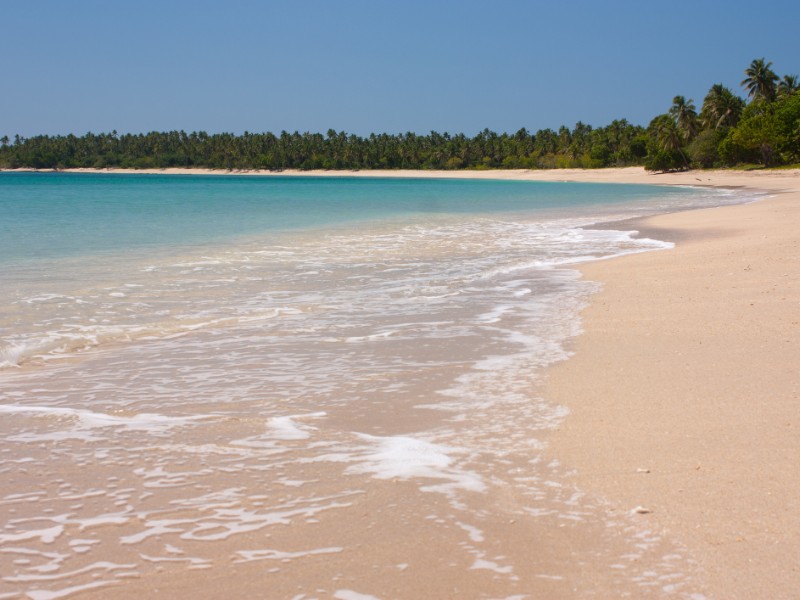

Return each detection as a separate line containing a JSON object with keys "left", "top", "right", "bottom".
{"left": 0, "top": 173, "right": 759, "bottom": 598}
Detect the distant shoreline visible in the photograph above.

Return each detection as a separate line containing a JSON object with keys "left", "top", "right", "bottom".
{"left": 3, "top": 165, "right": 796, "bottom": 191}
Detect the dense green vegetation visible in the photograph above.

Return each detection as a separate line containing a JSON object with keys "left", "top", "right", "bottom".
{"left": 644, "top": 58, "right": 799, "bottom": 170}
{"left": 0, "top": 123, "right": 647, "bottom": 171}
{"left": 1, "top": 59, "right": 797, "bottom": 172}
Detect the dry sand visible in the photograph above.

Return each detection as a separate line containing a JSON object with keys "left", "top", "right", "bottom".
{"left": 534, "top": 169, "right": 799, "bottom": 599}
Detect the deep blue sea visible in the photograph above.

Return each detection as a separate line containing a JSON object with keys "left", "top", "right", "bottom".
{"left": 0, "top": 172, "right": 758, "bottom": 598}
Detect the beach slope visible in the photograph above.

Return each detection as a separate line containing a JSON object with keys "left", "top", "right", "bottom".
{"left": 544, "top": 170, "right": 799, "bottom": 598}
{"left": 3, "top": 166, "right": 797, "bottom": 596}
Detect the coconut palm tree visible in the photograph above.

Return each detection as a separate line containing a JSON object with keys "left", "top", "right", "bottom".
{"left": 700, "top": 84, "right": 745, "bottom": 129}
{"left": 777, "top": 74, "right": 799, "bottom": 97}
{"left": 645, "top": 114, "right": 689, "bottom": 171}
{"left": 650, "top": 114, "right": 683, "bottom": 153}
{"left": 741, "top": 58, "right": 779, "bottom": 102}
{"left": 669, "top": 96, "right": 699, "bottom": 140}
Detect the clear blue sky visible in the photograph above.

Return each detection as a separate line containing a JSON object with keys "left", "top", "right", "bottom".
{"left": 3, "top": 0, "right": 798, "bottom": 137}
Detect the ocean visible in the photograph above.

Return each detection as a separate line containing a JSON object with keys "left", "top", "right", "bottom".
{"left": 0, "top": 172, "right": 759, "bottom": 599}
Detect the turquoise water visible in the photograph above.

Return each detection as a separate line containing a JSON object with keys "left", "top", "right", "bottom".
{"left": 0, "top": 172, "right": 704, "bottom": 262}
{"left": 0, "top": 172, "right": 756, "bottom": 598}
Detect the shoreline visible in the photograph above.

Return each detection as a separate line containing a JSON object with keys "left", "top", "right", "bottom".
{"left": 4, "top": 166, "right": 797, "bottom": 596}
{"left": 541, "top": 171, "right": 799, "bottom": 598}
{"left": 0, "top": 164, "right": 796, "bottom": 187}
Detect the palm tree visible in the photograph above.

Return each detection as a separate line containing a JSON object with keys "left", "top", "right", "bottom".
{"left": 700, "top": 84, "right": 745, "bottom": 129}
{"left": 741, "top": 58, "right": 779, "bottom": 102}
{"left": 669, "top": 96, "right": 699, "bottom": 140}
{"left": 777, "top": 74, "right": 799, "bottom": 97}
{"left": 651, "top": 114, "right": 683, "bottom": 153}
{"left": 645, "top": 114, "right": 689, "bottom": 171}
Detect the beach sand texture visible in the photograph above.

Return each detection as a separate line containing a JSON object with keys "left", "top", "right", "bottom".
{"left": 1, "top": 166, "right": 798, "bottom": 598}
{"left": 277, "top": 166, "right": 800, "bottom": 598}
{"left": 539, "top": 169, "right": 800, "bottom": 599}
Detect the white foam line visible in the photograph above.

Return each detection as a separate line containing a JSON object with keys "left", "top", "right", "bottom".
{"left": 0, "top": 404, "right": 213, "bottom": 433}
{"left": 0, "top": 491, "right": 47, "bottom": 505}
{"left": 0, "top": 547, "right": 64, "bottom": 557}
{"left": 334, "top": 590, "right": 382, "bottom": 600}
{"left": 140, "top": 554, "right": 211, "bottom": 567}
{"left": 234, "top": 546, "right": 343, "bottom": 563}
{"left": 0, "top": 526, "right": 64, "bottom": 545}
{"left": 26, "top": 580, "right": 118, "bottom": 600}
{"left": 5, "top": 561, "right": 136, "bottom": 583}
{"left": 344, "top": 330, "right": 396, "bottom": 343}
{"left": 70, "top": 512, "right": 131, "bottom": 530}
{"left": 121, "top": 500, "right": 354, "bottom": 545}
{"left": 470, "top": 557, "right": 514, "bottom": 574}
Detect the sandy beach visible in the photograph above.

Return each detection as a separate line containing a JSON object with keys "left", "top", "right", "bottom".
{"left": 3, "top": 164, "right": 796, "bottom": 187}
{"left": 86, "top": 165, "right": 798, "bottom": 597}
{"left": 533, "top": 170, "right": 798, "bottom": 598}
{"left": 249, "top": 165, "right": 798, "bottom": 597}
{"left": 2, "top": 166, "right": 798, "bottom": 598}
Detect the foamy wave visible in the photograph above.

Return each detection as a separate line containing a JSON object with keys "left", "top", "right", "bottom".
{"left": 266, "top": 412, "right": 326, "bottom": 440}
{"left": 234, "top": 546, "right": 343, "bottom": 564}
{"left": 0, "top": 330, "right": 115, "bottom": 368}
{"left": 474, "top": 227, "right": 673, "bottom": 281}
{"left": 230, "top": 412, "right": 327, "bottom": 449}
{"left": 25, "top": 580, "right": 120, "bottom": 600}
{"left": 346, "top": 434, "right": 485, "bottom": 493}
{"left": 0, "top": 329, "right": 134, "bottom": 368}
{"left": 0, "top": 404, "right": 213, "bottom": 441}
{"left": 0, "top": 308, "right": 298, "bottom": 368}
{"left": 22, "top": 293, "right": 82, "bottom": 305}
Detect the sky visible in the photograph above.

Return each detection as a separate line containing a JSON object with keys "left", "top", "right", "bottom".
{"left": 3, "top": 0, "right": 799, "bottom": 138}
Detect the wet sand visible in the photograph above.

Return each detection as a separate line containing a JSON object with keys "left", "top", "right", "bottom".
{"left": 97, "top": 165, "right": 799, "bottom": 597}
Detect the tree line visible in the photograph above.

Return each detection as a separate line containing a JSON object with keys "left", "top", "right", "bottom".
{"left": 0, "top": 122, "right": 647, "bottom": 172}
{"left": 1, "top": 58, "right": 797, "bottom": 172}
{"left": 645, "top": 58, "right": 799, "bottom": 170}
